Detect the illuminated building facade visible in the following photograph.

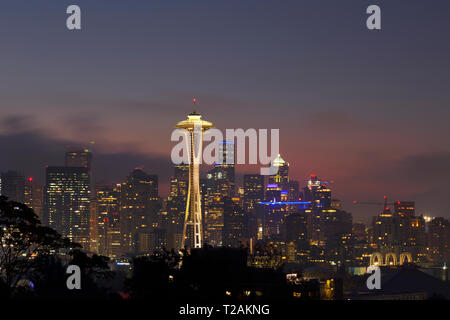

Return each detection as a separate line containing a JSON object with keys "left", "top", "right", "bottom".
{"left": 302, "top": 174, "right": 333, "bottom": 245}
{"left": 120, "top": 168, "right": 158, "bottom": 253}
{"left": 212, "top": 141, "right": 235, "bottom": 198}
{"left": 371, "top": 200, "right": 426, "bottom": 262}
{"left": 94, "top": 185, "right": 122, "bottom": 258}
{"left": 243, "top": 174, "right": 264, "bottom": 239}
{"left": 24, "top": 177, "right": 43, "bottom": 220}
{"left": 268, "top": 154, "right": 289, "bottom": 191}
{"left": 428, "top": 217, "right": 450, "bottom": 263}
{"left": 204, "top": 196, "right": 224, "bottom": 247}
{"left": 395, "top": 201, "right": 415, "bottom": 218}
{"left": 259, "top": 200, "right": 310, "bottom": 242}
{"left": 166, "top": 164, "right": 190, "bottom": 250}
{"left": 44, "top": 166, "right": 91, "bottom": 247}
{"left": 65, "top": 147, "right": 94, "bottom": 194}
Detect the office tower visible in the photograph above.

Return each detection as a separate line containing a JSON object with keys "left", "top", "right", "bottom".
{"left": 352, "top": 223, "right": 368, "bottom": 242}
{"left": 165, "top": 164, "right": 190, "bottom": 250}
{"left": 24, "top": 177, "right": 43, "bottom": 220}
{"left": 171, "top": 164, "right": 189, "bottom": 198}
{"left": 395, "top": 201, "right": 415, "bottom": 218}
{"left": 301, "top": 174, "right": 353, "bottom": 262}
{"left": 137, "top": 228, "right": 167, "bottom": 254}
{"left": 169, "top": 164, "right": 190, "bottom": 224}
{"left": 302, "top": 175, "right": 330, "bottom": 244}
{"left": 352, "top": 223, "right": 370, "bottom": 266}
{"left": 213, "top": 141, "right": 235, "bottom": 198}
{"left": 394, "top": 201, "right": 426, "bottom": 256}
{"left": 287, "top": 180, "right": 300, "bottom": 201}
{"left": 44, "top": 166, "right": 90, "bottom": 247}
{"left": 403, "top": 215, "right": 426, "bottom": 257}
{"left": 268, "top": 154, "right": 289, "bottom": 191}
{"left": 120, "top": 168, "right": 159, "bottom": 253}
{"left": 93, "top": 185, "right": 122, "bottom": 258}
{"left": 243, "top": 174, "right": 265, "bottom": 238}
{"left": 303, "top": 174, "right": 332, "bottom": 208}
{"left": 285, "top": 211, "right": 308, "bottom": 259}
{"left": 322, "top": 209, "right": 353, "bottom": 265}
{"left": 265, "top": 183, "right": 282, "bottom": 202}
{"left": 65, "top": 147, "right": 94, "bottom": 194}
{"left": 89, "top": 199, "right": 99, "bottom": 253}
{"left": 175, "top": 102, "right": 214, "bottom": 249}
{"left": 371, "top": 206, "right": 402, "bottom": 250}
{"left": 223, "top": 197, "right": 246, "bottom": 247}
{"left": 0, "top": 170, "right": 25, "bottom": 203}
{"left": 260, "top": 199, "right": 306, "bottom": 241}
{"left": 204, "top": 196, "right": 224, "bottom": 247}
{"left": 428, "top": 217, "right": 450, "bottom": 263}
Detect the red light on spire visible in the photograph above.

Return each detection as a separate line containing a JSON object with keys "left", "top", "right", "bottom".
{"left": 193, "top": 97, "right": 197, "bottom": 103}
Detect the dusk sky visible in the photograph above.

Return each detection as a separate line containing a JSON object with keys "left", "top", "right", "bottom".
{"left": 1, "top": 0, "right": 449, "bottom": 223}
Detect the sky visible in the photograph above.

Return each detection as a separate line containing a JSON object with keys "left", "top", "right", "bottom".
{"left": 0, "top": 0, "right": 449, "bottom": 223}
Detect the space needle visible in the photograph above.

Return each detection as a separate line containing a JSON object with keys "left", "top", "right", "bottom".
{"left": 175, "top": 98, "right": 214, "bottom": 249}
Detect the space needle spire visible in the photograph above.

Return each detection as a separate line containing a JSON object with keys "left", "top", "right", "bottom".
{"left": 175, "top": 98, "right": 214, "bottom": 249}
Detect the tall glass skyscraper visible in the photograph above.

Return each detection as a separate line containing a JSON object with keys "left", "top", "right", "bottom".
{"left": 44, "top": 166, "right": 91, "bottom": 247}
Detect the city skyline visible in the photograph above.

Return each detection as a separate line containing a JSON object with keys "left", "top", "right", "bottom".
{"left": 1, "top": 0, "right": 450, "bottom": 222}
{"left": 2, "top": 1, "right": 450, "bottom": 304}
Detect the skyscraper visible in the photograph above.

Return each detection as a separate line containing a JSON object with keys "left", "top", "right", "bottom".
{"left": 65, "top": 147, "right": 94, "bottom": 194}
{"left": 243, "top": 174, "right": 265, "bottom": 239}
{"left": 303, "top": 174, "right": 332, "bottom": 208}
{"left": 175, "top": 101, "right": 214, "bottom": 249}
{"left": 268, "top": 154, "right": 289, "bottom": 191}
{"left": 0, "top": 170, "right": 25, "bottom": 203}
{"left": 204, "top": 196, "right": 224, "bottom": 247}
{"left": 93, "top": 185, "right": 122, "bottom": 258}
{"left": 212, "top": 141, "right": 235, "bottom": 198}
{"left": 44, "top": 166, "right": 91, "bottom": 247}
{"left": 120, "top": 168, "right": 159, "bottom": 253}
{"left": 24, "top": 177, "right": 43, "bottom": 220}
{"left": 223, "top": 197, "right": 245, "bottom": 247}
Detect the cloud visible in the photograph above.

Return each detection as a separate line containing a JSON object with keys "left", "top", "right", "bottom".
{"left": 0, "top": 114, "right": 37, "bottom": 134}
{"left": 0, "top": 115, "right": 172, "bottom": 189}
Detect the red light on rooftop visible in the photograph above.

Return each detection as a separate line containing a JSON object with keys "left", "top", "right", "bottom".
{"left": 311, "top": 174, "right": 317, "bottom": 178}
{"left": 28, "top": 177, "right": 33, "bottom": 182}
{"left": 397, "top": 201, "right": 401, "bottom": 205}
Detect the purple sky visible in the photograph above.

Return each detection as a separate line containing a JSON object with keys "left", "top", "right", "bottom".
{"left": 0, "top": 0, "right": 450, "bottom": 223}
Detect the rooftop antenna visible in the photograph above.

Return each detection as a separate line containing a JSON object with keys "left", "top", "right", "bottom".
{"left": 193, "top": 97, "right": 197, "bottom": 113}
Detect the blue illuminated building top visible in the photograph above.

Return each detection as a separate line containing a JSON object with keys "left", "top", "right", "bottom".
{"left": 259, "top": 201, "right": 311, "bottom": 209}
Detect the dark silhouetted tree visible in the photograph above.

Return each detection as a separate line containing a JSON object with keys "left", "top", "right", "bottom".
{"left": 0, "top": 196, "right": 76, "bottom": 296}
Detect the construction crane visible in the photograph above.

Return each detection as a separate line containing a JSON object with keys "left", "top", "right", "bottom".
{"left": 352, "top": 196, "right": 400, "bottom": 211}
